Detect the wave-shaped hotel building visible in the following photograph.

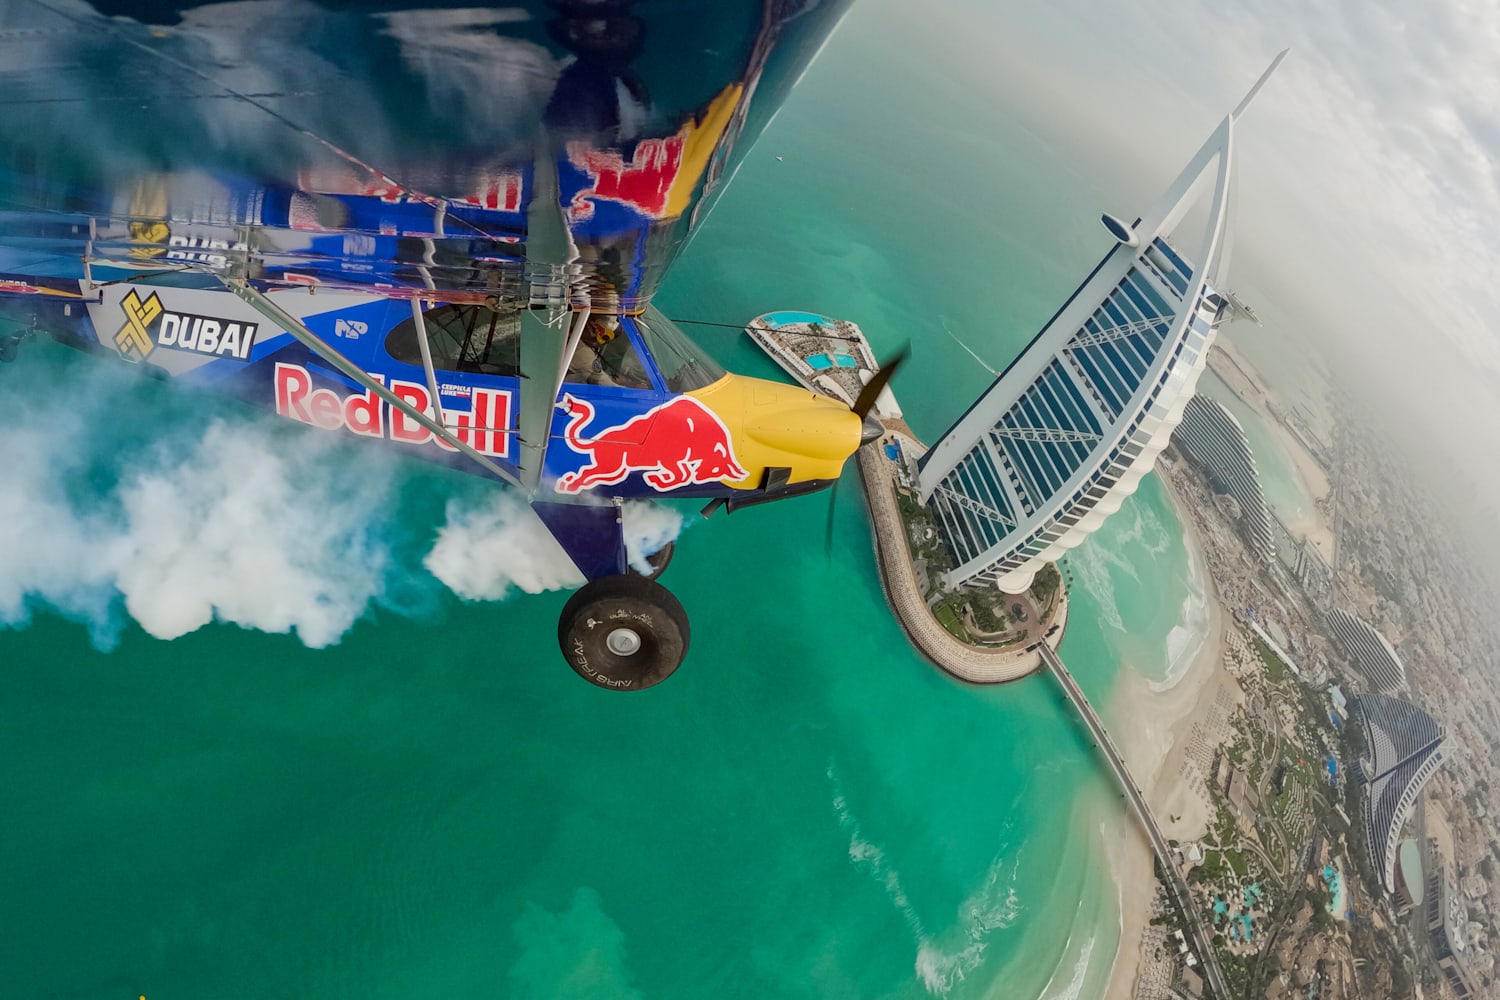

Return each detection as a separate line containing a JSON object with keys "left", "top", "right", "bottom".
{"left": 1357, "top": 695, "right": 1450, "bottom": 894}
{"left": 918, "top": 55, "right": 1285, "bottom": 592}
{"left": 1171, "top": 395, "right": 1276, "bottom": 565}
{"left": 1327, "top": 609, "right": 1407, "bottom": 692}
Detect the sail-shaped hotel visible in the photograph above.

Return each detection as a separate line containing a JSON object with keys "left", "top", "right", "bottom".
{"left": 919, "top": 54, "right": 1285, "bottom": 592}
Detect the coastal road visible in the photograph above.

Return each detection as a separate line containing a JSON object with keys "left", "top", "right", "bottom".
{"left": 1038, "top": 645, "right": 1232, "bottom": 1000}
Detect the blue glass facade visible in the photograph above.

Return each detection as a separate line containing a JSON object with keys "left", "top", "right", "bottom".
{"left": 911, "top": 66, "right": 1272, "bottom": 592}
{"left": 923, "top": 239, "right": 1226, "bottom": 590}
{"left": 1357, "top": 695, "right": 1449, "bottom": 893}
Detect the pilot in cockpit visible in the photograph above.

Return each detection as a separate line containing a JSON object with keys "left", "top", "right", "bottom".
{"left": 566, "top": 316, "right": 652, "bottom": 389}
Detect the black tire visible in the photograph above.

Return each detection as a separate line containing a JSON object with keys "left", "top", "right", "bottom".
{"left": 557, "top": 574, "right": 690, "bottom": 691}
{"left": 630, "top": 540, "right": 674, "bottom": 581}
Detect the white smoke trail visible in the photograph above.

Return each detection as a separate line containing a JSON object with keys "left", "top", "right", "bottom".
{"left": 0, "top": 402, "right": 396, "bottom": 647}
{"left": 0, "top": 347, "right": 685, "bottom": 647}
{"left": 109, "top": 421, "right": 396, "bottom": 647}
{"left": 621, "top": 500, "right": 683, "bottom": 574}
{"left": 424, "top": 492, "right": 586, "bottom": 600}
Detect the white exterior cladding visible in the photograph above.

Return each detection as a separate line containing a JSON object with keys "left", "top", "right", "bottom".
{"left": 1174, "top": 395, "right": 1277, "bottom": 565}
{"left": 917, "top": 55, "right": 1287, "bottom": 592}
{"left": 1357, "top": 695, "right": 1449, "bottom": 894}
{"left": 1328, "top": 609, "right": 1407, "bottom": 691}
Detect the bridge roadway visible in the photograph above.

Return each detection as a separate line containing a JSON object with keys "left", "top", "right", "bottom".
{"left": 1037, "top": 645, "right": 1231, "bottom": 1000}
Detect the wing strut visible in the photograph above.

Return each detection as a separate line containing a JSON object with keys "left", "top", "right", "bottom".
{"left": 219, "top": 277, "right": 525, "bottom": 491}
{"left": 410, "top": 298, "right": 447, "bottom": 427}
{"left": 555, "top": 306, "right": 592, "bottom": 403}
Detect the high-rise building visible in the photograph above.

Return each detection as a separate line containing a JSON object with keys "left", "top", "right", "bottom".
{"left": 1327, "top": 609, "right": 1407, "bottom": 691}
{"left": 1357, "top": 695, "right": 1449, "bottom": 894}
{"left": 917, "top": 54, "right": 1285, "bottom": 593}
{"left": 1172, "top": 395, "right": 1276, "bottom": 564}
{"left": 1426, "top": 841, "right": 1478, "bottom": 999}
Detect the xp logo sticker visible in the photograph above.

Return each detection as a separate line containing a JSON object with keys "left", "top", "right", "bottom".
{"left": 114, "top": 289, "right": 163, "bottom": 360}
{"left": 112, "top": 289, "right": 259, "bottom": 363}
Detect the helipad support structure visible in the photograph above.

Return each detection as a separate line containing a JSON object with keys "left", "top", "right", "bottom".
{"left": 918, "top": 53, "right": 1285, "bottom": 593}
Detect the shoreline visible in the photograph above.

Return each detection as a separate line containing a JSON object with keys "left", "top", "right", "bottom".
{"left": 745, "top": 315, "right": 1068, "bottom": 683}
{"left": 855, "top": 444, "right": 1068, "bottom": 683}
{"left": 1098, "top": 340, "right": 1321, "bottom": 998}
{"left": 1099, "top": 467, "right": 1230, "bottom": 1000}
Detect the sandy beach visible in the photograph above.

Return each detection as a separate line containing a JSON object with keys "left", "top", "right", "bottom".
{"left": 1098, "top": 477, "right": 1235, "bottom": 1000}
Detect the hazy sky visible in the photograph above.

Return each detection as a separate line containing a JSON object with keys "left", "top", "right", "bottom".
{"left": 873, "top": 0, "right": 1500, "bottom": 552}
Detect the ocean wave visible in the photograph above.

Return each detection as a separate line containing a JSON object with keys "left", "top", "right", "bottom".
{"left": 1037, "top": 931, "right": 1096, "bottom": 1000}
{"left": 1066, "top": 493, "right": 1186, "bottom": 637}
{"left": 1107, "top": 500, "right": 1169, "bottom": 559}
{"left": 829, "top": 763, "right": 926, "bottom": 938}
{"left": 1062, "top": 543, "right": 1124, "bottom": 633}
{"left": 1152, "top": 525, "right": 1211, "bottom": 692}
{"left": 913, "top": 859, "right": 1023, "bottom": 996}
{"left": 829, "top": 761, "right": 1023, "bottom": 997}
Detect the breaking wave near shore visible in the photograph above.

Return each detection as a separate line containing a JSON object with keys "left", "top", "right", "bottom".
{"left": 0, "top": 346, "right": 680, "bottom": 647}
{"left": 828, "top": 760, "right": 1023, "bottom": 997}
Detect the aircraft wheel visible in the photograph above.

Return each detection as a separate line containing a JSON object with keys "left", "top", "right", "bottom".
{"left": 558, "top": 574, "right": 690, "bottom": 691}
{"left": 631, "top": 540, "right": 674, "bottom": 581}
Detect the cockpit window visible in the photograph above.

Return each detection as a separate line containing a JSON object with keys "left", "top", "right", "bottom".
{"left": 564, "top": 316, "right": 653, "bottom": 389}
{"left": 632, "top": 306, "right": 725, "bottom": 392}
{"left": 385, "top": 304, "right": 520, "bottom": 375}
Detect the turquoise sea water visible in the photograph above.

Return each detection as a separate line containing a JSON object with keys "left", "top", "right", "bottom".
{"left": 0, "top": 5, "right": 1206, "bottom": 999}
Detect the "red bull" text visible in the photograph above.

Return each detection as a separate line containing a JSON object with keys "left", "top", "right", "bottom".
{"left": 274, "top": 362, "right": 511, "bottom": 458}
{"left": 555, "top": 393, "right": 747, "bottom": 494}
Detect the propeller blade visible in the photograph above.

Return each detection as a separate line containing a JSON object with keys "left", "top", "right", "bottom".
{"left": 824, "top": 476, "right": 840, "bottom": 557}
{"left": 852, "top": 344, "right": 909, "bottom": 420}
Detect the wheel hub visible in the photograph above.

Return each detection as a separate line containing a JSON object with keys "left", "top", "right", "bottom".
{"left": 606, "top": 627, "right": 643, "bottom": 657}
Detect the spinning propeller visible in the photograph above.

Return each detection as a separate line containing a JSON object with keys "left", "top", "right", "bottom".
{"left": 827, "top": 344, "right": 909, "bottom": 554}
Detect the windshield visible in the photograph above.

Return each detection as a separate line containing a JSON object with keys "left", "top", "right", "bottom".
{"left": 384, "top": 304, "right": 520, "bottom": 376}
{"left": 632, "top": 306, "right": 726, "bottom": 392}
{"left": 563, "top": 316, "right": 653, "bottom": 389}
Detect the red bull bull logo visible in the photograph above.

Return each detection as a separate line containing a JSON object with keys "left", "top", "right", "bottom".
{"left": 555, "top": 393, "right": 747, "bottom": 494}
{"left": 566, "top": 136, "right": 685, "bottom": 221}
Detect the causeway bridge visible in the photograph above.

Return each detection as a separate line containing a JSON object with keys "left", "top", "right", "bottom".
{"left": 1038, "top": 644, "right": 1231, "bottom": 1000}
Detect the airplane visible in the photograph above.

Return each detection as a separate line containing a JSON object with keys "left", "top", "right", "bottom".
{"left": 0, "top": 0, "right": 889, "bottom": 690}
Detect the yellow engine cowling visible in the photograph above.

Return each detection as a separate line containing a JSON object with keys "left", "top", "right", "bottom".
{"left": 688, "top": 374, "right": 862, "bottom": 489}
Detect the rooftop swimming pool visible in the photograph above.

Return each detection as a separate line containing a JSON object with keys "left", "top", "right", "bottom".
{"left": 756, "top": 310, "right": 833, "bottom": 328}
{"left": 808, "top": 352, "right": 859, "bottom": 370}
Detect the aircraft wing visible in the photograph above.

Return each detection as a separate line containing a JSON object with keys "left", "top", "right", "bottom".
{"left": 0, "top": 0, "right": 852, "bottom": 487}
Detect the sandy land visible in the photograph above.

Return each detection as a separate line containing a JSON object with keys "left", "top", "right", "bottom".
{"left": 1087, "top": 341, "right": 1335, "bottom": 998}
{"left": 1099, "top": 483, "right": 1234, "bottom": 1000}
{"left": 1100, "top": 610, "right": 1229, "bottom": 1000}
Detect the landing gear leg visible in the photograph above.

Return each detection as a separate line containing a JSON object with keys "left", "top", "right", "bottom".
{"left": 558, "top": 575, "right": 690, "bottom": 691}
{"left": 631, "top": 540, "right": 674, "bottom": 581}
